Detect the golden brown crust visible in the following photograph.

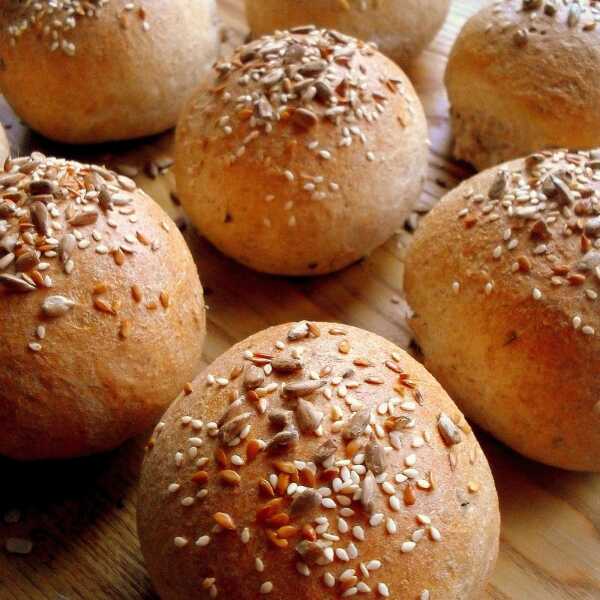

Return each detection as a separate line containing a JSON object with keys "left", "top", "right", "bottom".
{"left": 405, "top": 149, "right": 600, "bottom": 471}
{"left": 138, "top": 322, "right": 499, "bottom": 600}
{"left": 175, "top": 28, "right": 428, "bottom": 276}
{"left": 0, "top": 0, "right": 220, "bottom": 144}
{"left": 244, "top": 0, "right": 450, "bottom": 67}
{"left": 0, "top": 153, "right": 206, "bottom": 460}
{"left": 446, "top": 0, "right": 600, "bottom": 170}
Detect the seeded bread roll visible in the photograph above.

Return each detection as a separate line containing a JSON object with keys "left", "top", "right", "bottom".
{"left": 137, "top": 322, "right": 500, "bottom": 600}
{"left": 405, "top": 149, "right": 600, "bottom": 472}
{"left": 175, "top": 27, "right": 428, "bottom": 276}
{"left": 0, "top": 0, "right": 220, "bottom": 144}
{"left": 446, "top": 0, "right": 600, "bottom": 170}
{"left": 0, "top": 153, "right": 206, "bottom": 460}
{"left": 244, "top": 0, "right": 450, "bottom": 68}
{"left": 0, "top": 125, "right": 9, "bottom": 162}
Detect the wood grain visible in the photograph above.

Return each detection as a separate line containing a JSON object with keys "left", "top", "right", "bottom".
{"left": 1, "top": 1, "right": 599, "bottom": 599}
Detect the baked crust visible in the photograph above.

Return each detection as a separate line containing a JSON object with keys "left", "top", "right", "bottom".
{"left": 0, "top": 0, "right": 220, "bottom": 143}
{"left": 176, "top": 27, "right": 428, "bottom": 276}
{"left": 446, "top": 0, "right": 600, "bottom": 170}
{"left": 405, "top": 149, "right": 600, "bottom": 471}
{"left": 244, "top": 0, "right": 450, "bottom": 68}
{"left": 0, "top": 153, "right": 206, "bottom": 460}
{"left": 138, "top": 322, "right": 499, "bottom": 600}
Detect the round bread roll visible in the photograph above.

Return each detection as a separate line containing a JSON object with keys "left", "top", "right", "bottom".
{"left": 244, "top": 0, "right": 450, "bottom": 68}
{"left": 0, "top": 153, "right": 206, "bottom": 460}
{"left": 176, "top": 28, "right": 428, "bottom": 276}
{"left": 0, "top": 0, "right": 220, "bottom": 144}
{"left": 446, "top": 0, "right": 600, "bottom": 171}
{"left": 138, "top": 322, "right": 500, "bottom": 599}
{"left": 405, "top": 149, "right": 600, "bottom": 472}
{"left": 0, "top": 127, "right": 9, "bottom": 163}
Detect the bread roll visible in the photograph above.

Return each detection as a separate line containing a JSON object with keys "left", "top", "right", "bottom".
{"left": 176, "top": 28, "right": 428, "bottom": 276}
{"left": 0, "top": 125, "right": 9, "bottom": 162}
{"left": 244, "top": 0, "right": 450, "bottom": 68}
{"left": 405, "top": 149, "right": 600, "bottom": 472}
{"left": 446, "top": 0, "right": 600, "bottom": 170}
{"left": 0, "top": 0, "right": 220, "bottom": 144}
{"left": 0, "top": 153, "right": 206, "bottom": 460}
{"left": 138, "top": 322, "right": 500, "bottom": 599}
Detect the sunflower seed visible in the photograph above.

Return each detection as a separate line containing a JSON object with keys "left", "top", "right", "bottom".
{"left": 30, "top": 201, "right": 50, "bottom": 236}
{"left": 314, "top": 439, "right": 338, "bottom": 464}
{"left": 266, "top": 428, "right": 299, "bottom": 452}
{"left": 0, "top": 273, "right": 36, "bottom": 292}
{"left": 361, "top": 471, "right": 378, "bottom": 514}
{"left": 342, "top": 409, "right": 370, "bottom": 440}
{"left": 219, "top": 412, "right": 254, "bottom": 444}
{"left": 437, "top": 413, "right": 462, "bottom": 446}
{"left": 15, "top": 250, "right": 39, "bottom": 272}
{"left": 585, "top": 217, "right": 600, "bottom": 237}
{"left": 290, "top": 489, "right": 322, "bottom": 516}
{"left": 287, "top": 321, "right": 310, "bottom": 341}
{"left": 551, "top": 176, "right": 574, "bottom": 206}
{"left": 268, "top": 408, "right": 295, "bottom": 430}
{"left": 0, "top": 252, "right": 15, "bottom": 270}
{"left": 296, "top": 399, "right": 323, "bottom": 432}
{"left": 256, "top": 96, "right": 274, "bottom": 120}
{"left": 42, "top": 295, "right": 75, "bottom": 317}
{"left": 262, "top": 68, "right": 285, "bottom": 87}
{"left": 271, "top": 355, "right": 303, "bottom": 373}
{"left": 217, "top": 398, "right": 246, "bottom": 428}
{"left": 295, "top": 540, "right": 329, "bottom": 565}
{"left": 489, "top": 170, "right": 508, "bottom": 199}
{"left": 298, "top": 60, "right": 327, "bottom": 76}
{"left": 59, "top": 234, "right": 76, "bottom": 263}
{"left": 576, "top": 251, "right": 600, "bottom": 272}
{"left": 244, "top": 365, "right": 265, "bottom": 389}
{"left": 365, "top": 440, "right": 386, "bottom": 475}
{"left": 28, "top": 179, "right": 56, "bottom": 196}
{"left": 283, "top": 379, "right": 326, "bottom": 398}
{"left": 314, "top": 80, "right": 333, "bottom": 102}
{"left": 292, "top": 108, "right": 318, "bottom": 129}
{"left": 99, "top": 187, "right": 113, "bottom": 211}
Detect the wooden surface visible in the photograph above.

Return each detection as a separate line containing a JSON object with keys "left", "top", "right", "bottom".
{"left": 1, "top": 1, "right": 599, "bottom": 599}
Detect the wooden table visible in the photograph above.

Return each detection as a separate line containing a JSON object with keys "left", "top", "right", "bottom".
{"left": 1, "top": 1, "right": 599, "bottom": 599}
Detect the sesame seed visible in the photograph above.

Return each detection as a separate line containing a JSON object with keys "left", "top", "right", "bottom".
{"left": 260, "top": 582, "right": 274, "bottom": 594}
{"left": 173, "top": 537, "right": 188, "bottom": 548}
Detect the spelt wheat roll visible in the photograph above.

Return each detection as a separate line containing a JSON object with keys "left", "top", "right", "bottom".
{"left": 446, "top": 0, "right": 600, "bottom": 171}
{"left": 405, "top": 149, "right": 600, "bottom": 472}
{"left": 0, "top": 0, "right": 220, "bottom": 144}
{"left": 175, "top": 27, "right": 428, "bottom": 276}
{"left": 244, "top": 0, "right": 450, "bottom": 68}
{"left": 138, "top": 321, "right": 500, "bottom": 600}
{"left": 0, "top": 153, "right": 206, "bottom": 460}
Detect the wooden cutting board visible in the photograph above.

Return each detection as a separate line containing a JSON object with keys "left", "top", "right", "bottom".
{"left": 1, "top": 1, "right": 598, "bottom": 599}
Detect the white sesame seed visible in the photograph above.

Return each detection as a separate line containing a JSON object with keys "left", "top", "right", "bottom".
{"left": 196, "top": 535, "right": 211, "bottom": 547}
{"left": 401, "top": 541, "right": 416, "bottom": 553}
{"left": 174, "top": 537, "right": 188, "bottom": 548}
{"left": 260, "top": 581, "right": 273, "bottom": 594}
{"left": 377, "top": 583, "right": 390, "bottom": 597}
{"left": 532, "top": 288, "right": 542, "bottom": 300}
